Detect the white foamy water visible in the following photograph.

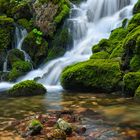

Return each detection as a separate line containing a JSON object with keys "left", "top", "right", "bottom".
{"left": 0, "top": 0, "right": 137, "bottom": 92}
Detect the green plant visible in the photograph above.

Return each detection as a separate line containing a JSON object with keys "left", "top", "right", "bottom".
{"left": 33, "top": 28, "right": 43, "bottom": 45}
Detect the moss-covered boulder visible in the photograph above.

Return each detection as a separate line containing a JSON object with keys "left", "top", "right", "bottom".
{"left": 7, "top": 49, "right": 25, "bottom": 68}
{"left": 22, "top": 29, "right": 48, "bottom": 67}
{"left": 123, "top": 72, "right": 140, "bottom": 96}
{"left": 61, "top": 59, "right": 122, "bottom": 92}
{"left": 7, "top": 60, "right": 32, "bottom": 81}
{"left": 8, "top": 80, "right": 46, "bottom": 97}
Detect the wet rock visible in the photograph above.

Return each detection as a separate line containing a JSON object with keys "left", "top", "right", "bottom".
{"left": 26, "top": 119, "right": 43, "bottom": 136}
{"left": 57, "top": 118, "right": 72, "bottom": 135}
{"left": 75, "top": 127, "right": 86, "bottom": 135}
{"left": 47, "top": 128, "right": 66, "bottom": 140}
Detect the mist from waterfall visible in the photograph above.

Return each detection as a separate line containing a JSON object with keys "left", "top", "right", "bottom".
{"left": 0, "top": 0, "right": 137, "bottom": 92}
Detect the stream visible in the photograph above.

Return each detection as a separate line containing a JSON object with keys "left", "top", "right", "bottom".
{"left": 0, "top": 91, "right": 140, "bottom": 139}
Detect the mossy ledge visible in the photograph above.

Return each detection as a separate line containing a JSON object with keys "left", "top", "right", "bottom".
{"left": 8, "top": 80, "right": 47, "bottom": 97}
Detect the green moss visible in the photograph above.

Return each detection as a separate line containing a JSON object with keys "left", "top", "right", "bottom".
{"left": 0, "top": 0, "right": 10, "bottom": 14}
{"left": 17, "top": 18, "right": 33, "bottom": 31}
{"left": 123, "top": 72, "right": 140, "bottom": 95}
{"left": 12, "top": 60, "right": 32, "bottom": 72}
{"left": 7, "top": 49, "right": 25, "bottom": 68}
{"left": 0, "top": 16, "right": 14, "bottom": 50}
{"left": 128, "top": 13, "right": 140, "bottom": 31}
{"left": 47, "top": 28, "right": 72, "bottom": 61}
{"left": 123, "top": 26, "right": 140, "bottom": 54}
{"left": 54, "top": 4, "right": 70, "bottom": 24}
{"left": 92, "top": 28, "right": 127, "bottom": 56}
{"left": 61, "top": 59, "right": 122, "bottom": 92}
{"left": 8, "top": 60, "right": 32, "bottom": 81}
{"left": 29, "top": 119, "right": 43, "bottom": 128}
{"left": 130, "top": 55, "right": 140, "bottom": 71}
{"left": 10, "top": 0, "right": 32, "bottom": 20}
{"left": 8, "top": 80, "right": 47, "bottom": 97}
{"left": 0, "top": 16, "right": 14, "bottom": 25}
{"left": 109, "top": 27, "right": 128, "bottom": 50}
{"left": 92, "top": 39, "right": 111, "bottom": 53}
{"left": 110, "top": 44, "right": 124, "bottom": 59}
{"left": 0, "top": 28, "right": 12, "bottom": 50}
{"left": 8, "top": 68, "right": 22, "bottom": 81}
{"left": 22, "top": 30, "right": 48, "bottom": 67}
{"left": 90, "top": 51, "right": 109, "bottom": 59}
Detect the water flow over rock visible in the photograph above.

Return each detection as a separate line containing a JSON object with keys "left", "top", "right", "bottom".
{"left": 0, "top": 0, "right": 137, "bottom": 92}
{"left": 15, "top": 26, "right": 31, "bottom": 62}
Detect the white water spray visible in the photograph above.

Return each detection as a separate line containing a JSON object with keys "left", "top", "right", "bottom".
{"left": 0, "top": 0, "right": 137, "bottom": 92}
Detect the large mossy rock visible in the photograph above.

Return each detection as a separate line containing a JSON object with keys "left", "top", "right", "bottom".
{"left": 123, "top": 72, "right": 140, "bottom": 96}
{"left": 61, "top": 59, "right": 122, "bottom": 92}
{"left": 8, "top": 80, "right": 46, "bottom": 97}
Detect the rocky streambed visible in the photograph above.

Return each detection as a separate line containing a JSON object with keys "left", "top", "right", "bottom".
{"left": 0, "top": 92, "right": 140, "bottom": 140}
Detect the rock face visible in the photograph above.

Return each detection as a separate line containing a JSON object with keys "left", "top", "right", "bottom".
{"left": 8, "top": 80, "right": 47, "bottom": 97}
{"left": 33, "top": 1, "right": 59, "bottom": 35}
{"left": 0, "top": 0, "right": 71, "bottom": 81}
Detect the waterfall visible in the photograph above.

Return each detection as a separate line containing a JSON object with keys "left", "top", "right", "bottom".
{"left": 3, "top": 56, "right": 8, "bottom": 72}
{"left": 0, "top": 0, "right": 137, "bottom": 92}
{"left": 15, "top": 26, "right": 31, "bottom": 62}
{"left": 2, "top": 26, "right": 31, "bottom": 73}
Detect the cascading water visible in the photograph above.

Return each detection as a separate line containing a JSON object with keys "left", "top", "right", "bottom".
{"left": 2, "top": 26, "right": 30, "bottom": 73}
{"left": 0, "top": 0, "right": 137, "bottom": 92}
{"left": 3, "top": 56, "right": 8, "bottom": 72}
{"left": 15, "top": 26, "right": 31, "bottom": 62}
{"left": 1, "top": 26, "right": 30, "bottom": 90}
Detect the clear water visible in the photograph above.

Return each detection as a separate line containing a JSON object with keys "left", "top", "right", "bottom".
{"left": 0, "top": 92, "right": 140, "bottom": 139}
